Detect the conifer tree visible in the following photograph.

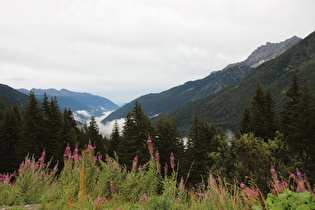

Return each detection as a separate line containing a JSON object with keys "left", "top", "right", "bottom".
{"left": 42, "top": 96, "right": 63, "bottom": 164}
{"left": 118, "top": 101, "right": 155, "bottom": 167}
{"left": 87, "top": 116, "right": 107, "bottom": 156}
{"left": 186, "top": 115, "right": 217, "bottom": 183}
{"left": 59, "top": 108, "right": 78, "bottom": 150}
{"left": 109, "top": 120, "right": 121, "bottom": 158}
{"left": 0, "top": 106, "right": 21, "bottom": 173}
{"left": 16, "top": 91, "right": 43, "bottom": 162}
{"left": 240, "top": 107, "right": 252, "bottom": 134}
{"left": 155, "top": 117, "right": 184, "bottom": 175}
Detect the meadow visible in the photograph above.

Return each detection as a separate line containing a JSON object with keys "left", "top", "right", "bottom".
{"left": 1, "top": 141, "right": 314, "bottom": 210}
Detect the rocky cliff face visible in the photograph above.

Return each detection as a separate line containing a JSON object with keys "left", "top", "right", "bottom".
{"left": 225, "top": 36, "right": 302, "bottom": 69}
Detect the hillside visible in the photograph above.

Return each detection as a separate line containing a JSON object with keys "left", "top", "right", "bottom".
{"left": 103, "top": 36, "right": 301, "bottom": 123}
{"left": 0, "top": 84, "right": 29, "bottom": 111}
{"left": 161, "top": 30, "right": 315, "bottom": 136}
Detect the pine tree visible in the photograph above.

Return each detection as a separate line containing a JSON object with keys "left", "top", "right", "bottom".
{"left": 16, "top": 91, "right": 43, "bottom": 162}
{"left": 59, "top": 108, "right": 78, "bottom": 151}
{"left": 42, "top": 96, "right": 63, "bottom": 164}
{"left": 87, "top": 116, "right": 107, "bottom": 156}
{"left": 118, "top": 101, "right": 155, "bottom": 167}
{"left": 250, "top": 82, "right": 267, "bottom": 139}
{"left": 155, "top": 117, "right": 184, "bottom": 175}
{"left": 240, "top": 107, "right": 252, "bottom": 134}
{"left": 186, "top": 115, "right": 217, "bottom": 183}
{"left": 109, "top": 120, "right": 121, "bottom": 158}
{"left": 0, "top": 106, "right": 21, "bottom": 173}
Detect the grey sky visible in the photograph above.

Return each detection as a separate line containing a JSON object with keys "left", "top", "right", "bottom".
{"left": 1, "top": 0, "right": 315, "bottom": 105}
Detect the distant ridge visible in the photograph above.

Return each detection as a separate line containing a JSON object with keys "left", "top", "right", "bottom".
{"left": 0, "top": 84, "right": 29, "bottom": 110}
{"left": 18, "top": 88, "right": 119, "bottom": 118}
{"left": 103, "top": 35, "right": 301, "bottom": 123}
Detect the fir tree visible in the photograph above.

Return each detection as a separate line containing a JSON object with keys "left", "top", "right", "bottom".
{"left": 186, "top": 115, "right": 217, "bottom": 183}
{"left": 118, "top": 101, "right": 155, "bottom": 167}
{"left": 155, "top": 117, "right": 184, "bottom": 175}
{"left": 87, "top": 116, "right": 107, "bottom": 156}
{"left": 16, "top": 91, "right": 43, "bottom": 162}
{"left": 0, "top": 106, "right": 21, "bottom": 173}
{"left": 109, "top": 120, "right": 121, "bottom": 158}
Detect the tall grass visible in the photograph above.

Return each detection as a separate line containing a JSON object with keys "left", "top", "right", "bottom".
{"left": 0, "top": 140, "right": 314, "bottom": 209}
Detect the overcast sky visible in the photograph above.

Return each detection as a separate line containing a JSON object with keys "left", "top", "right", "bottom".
{"left": 1, "top": 0, "right": 315, "bottom": 105}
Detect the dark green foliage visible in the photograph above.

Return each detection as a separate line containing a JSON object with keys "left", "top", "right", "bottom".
{"left": 209, "top": 133, "right": 297, "bottom": 193}
{"left": 87, "top": 116, "right": 108, "bottom": 157}
{"left": 117, "top": 101, "right": 156, "bottom": 167}
{"left": 155, "top": 117, "right": 184, "bottom": 175}
{"left": 185, "top": 115, "right": 218, "bottom": 184}
{"left": 0, "top": 84, "right": 29, "bottom": 111}
{"left": 239, "top": 83, "right": 278, "bottom": 140}
{"left": 16, "top": 91, "right": 44, "bottom": 162}
{"left": 109, "top": 120, "right": 121, "bottom": 158}
{"left": 0, "top": 106, "right": 21, "bottom": 173}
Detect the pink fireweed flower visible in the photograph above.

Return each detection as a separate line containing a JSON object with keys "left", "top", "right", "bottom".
{"left": 240, "top": 183, "right": 246, "bottom": 189}
{"left": 138, "top": 166, "right": 143, "bottom": 171}
{"left": 132, "top": 156, "right": 138, "bottom": 171}
{"left": 140, "top": 194, "right": 148, "bottom": 201}
{"left": 290, "top": 173, "right": 296, "bottom": 178}
{"left": 270, "top": 168, "right": 276, "bottom": 173}
{"left": 97, "top": 154, "right": 102, "bottom": 161}
{"left": 297, "top": 171, "right": 302, "bottom": 176}
{"left": 87, "top": 144, "right": 96, "bottom": 149}
{"left": 170, "top": 153, "right": 175, "bottom": 170}
{"left": 94, "top": 196, "right": 105, "bottom": 206}
{"left": 197, "top": 193, "right": 203, "bottom": 197}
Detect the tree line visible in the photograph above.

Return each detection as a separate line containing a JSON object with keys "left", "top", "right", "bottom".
{"left": 0, "top": 74, "right": 314, "bottom": 189}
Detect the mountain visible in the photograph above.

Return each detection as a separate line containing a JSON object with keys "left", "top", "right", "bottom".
{"left": 18, "top": 88, "right": 119, "bottom": 121}
{"left": 103, "top": 36, "right": 301, "bottom": 123}
{"left": 0, "top": 84, "right": 29, "bottom": 111}
{"left": 160, "top": 30, "right": 315, "bottom": 136}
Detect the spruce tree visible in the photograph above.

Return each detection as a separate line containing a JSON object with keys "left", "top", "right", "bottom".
{"left": 118, "top": 101, "right": 155, "bottom": 167}
{"left": 16, "top": 91, "right": 43, "bottom": 162}
{"left": 155, "top": 117, "right": 184, "bottom": 175}
{"left": 109, "top": 120, "right": 121, "bottom": 158}
{"left": 240, "top": 107, "right": 252, "bottom": 134}
{"left": 186, "top": 115, "right": 217, "bottom": 184}
{"left": 0, "top": 106, "right": 21, "bottom": 173}
{"left": 87, "top": 116, "right": 107, "bottom": 156}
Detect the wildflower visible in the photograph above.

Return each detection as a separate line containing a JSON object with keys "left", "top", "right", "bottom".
{"left": 132, "top": 156, "right": 138, "bottom": 171}
{"left": 94, "top": 196, "right": 105, "bottom": 206}
{"left": 138, "top": 167, "right": 143, "bottom": 171}
{"left": 240, "top": 183, "right": 246, "bottom": 189}
{"left": 270, "top": 168, "right": 276, "bottom": 173}
{"left": 297, "top": 171, "right": 302, "bottom": 176}
{"left": 290, "top": 173, "right": 295, "bottom": 178}
{"left": 197, "top": 193, "right": 203, "bottom": 197}
{"left": 140, "top": 194, "right": 148, "bottom": 201}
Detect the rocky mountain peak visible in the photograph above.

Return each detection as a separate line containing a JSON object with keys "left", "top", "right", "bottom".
{"left": 224, "top": 36, "right": 302, "bottom": 69}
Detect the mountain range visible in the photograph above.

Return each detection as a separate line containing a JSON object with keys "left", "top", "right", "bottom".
{"left": 103, "top": 35, "right": 302, "bottom": 123}
{"left": 159, "top": 30, "right": 315, "bottom": 135}
{"left": 17, "top": 88, "right": 119, "bottom": 121}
